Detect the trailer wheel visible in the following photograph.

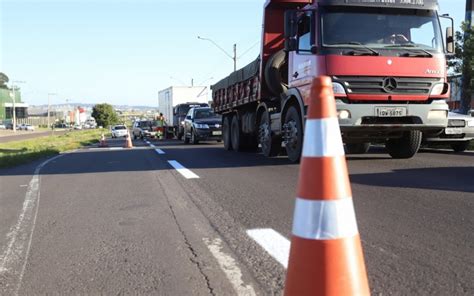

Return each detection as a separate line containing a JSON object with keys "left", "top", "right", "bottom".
{"left": 259, "top": 111, "right": 280, "bottom": 157}
{"left": 264, "top": 49, "right": 288, "bottom": 95}
{"left": 451, "top": 141, "right": 470, "bottom": 152}
{"left": 284, "top": 106, "right": 303, "bottom": 162}
{"left": 385, "top": 130, "right": 422, "bottom": 159}
{"left": 231, "top": 115, "right": 243, "bottom": 151}
{"left": 223, "top": 116, "right": 232, "bottom": 150}
{"left": 345, "top": 143, "right": 370, "bottom": 154}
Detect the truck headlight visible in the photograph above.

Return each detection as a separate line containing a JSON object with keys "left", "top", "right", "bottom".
{"left": 430, "top": 83, "right": 447, "bottom": 96}
{"left": 181, "top": 121, "right": 185, "bottom": 126}
{"left": 332, "top": 82, "right": 347, "bottom": 95}
{"left": 337, "top": 110, "right": 351, "bottom": 119}
{"left": 427, "top": 110, "right": 448, "bottom": 119}
{"left": 467, "top": 120, "right": 474, "bottom": 127}
{"left": 194, "top": 123, "right": 209, "bottom": 129}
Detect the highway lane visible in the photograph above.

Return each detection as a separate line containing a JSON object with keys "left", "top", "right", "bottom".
{"left": 148, "top": 139, "right": 474, "bottom": 295}
{"left": 0, "top": 138, "right": 259, "bottom": 295}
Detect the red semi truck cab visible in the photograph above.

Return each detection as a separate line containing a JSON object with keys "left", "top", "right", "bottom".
{"left": 212, "top": 0, "right": 454, "bottom": 161}
{"left": 284, "top": 0, "right": 451, "bottom": 155}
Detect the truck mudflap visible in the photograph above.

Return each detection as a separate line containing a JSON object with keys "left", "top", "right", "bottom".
{"left": 336, "top": 99, "right": 448, "bottom": 133}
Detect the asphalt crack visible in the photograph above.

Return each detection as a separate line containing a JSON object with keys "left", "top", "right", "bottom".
{"left": 154, "top": 175, "right": 216, "bottom": 296}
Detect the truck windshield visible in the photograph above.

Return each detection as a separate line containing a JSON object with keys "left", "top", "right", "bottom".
{"left": 321, "top": 7, "right": 443, "bottom": 53}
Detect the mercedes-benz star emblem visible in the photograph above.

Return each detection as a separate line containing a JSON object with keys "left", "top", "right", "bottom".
{"left": 382, "top": 77, "right": 397, "bottom": 93}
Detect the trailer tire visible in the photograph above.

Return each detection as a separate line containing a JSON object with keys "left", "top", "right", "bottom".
{"left": 264, "top": 49, "right": 288, "bottom": 95}
{"left": 223, "top": 116, "right": 232, "bottom": 150}
{"left": 259, "top": 111, "right": 280, "bottom": 157}
{"left": 385, "top": 130, "right": 422, "bottom": 159}
{"left": 451, "top": 141, "right": 470, "bottom": 152}
{"left": 345, "top": 143, "right": 370, "bottom": 154}
{"left": 231, "top": 115, "right": 243, "bottom": 151}
{"left": 284, "top": 106, "right": 303, "bottom": 162}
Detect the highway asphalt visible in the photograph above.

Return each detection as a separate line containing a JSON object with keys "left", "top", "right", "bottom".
{"left": 0, "top": 137, "right": 472, "bottom": 295}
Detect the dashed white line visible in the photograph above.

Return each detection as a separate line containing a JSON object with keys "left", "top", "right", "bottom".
{"left": 247, "top": 228, "right": 290, "bottom": 268}
{"left": 108, "top": 147, "right": 123, "bottom": 150}
{"left": 167, "top": 160, "right": 199, "bottom": 179}
{"left": 203, "top": 237, "right": 256, "bottom": 296}
{"left": 149, "top": 144, "right": 156, "bottom": 148}
{"left": 155, "top": 148, "right": 165, "bottom": 155}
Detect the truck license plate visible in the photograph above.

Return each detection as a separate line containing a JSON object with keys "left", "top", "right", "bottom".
{"left": 445, "top": 128, "right": 462, "bottom": 135}
{"left": 212, "top": 131, "right": 222, "bottom": 136}
{"left": 375, "top": 107, "right": 407, "bottom": 117}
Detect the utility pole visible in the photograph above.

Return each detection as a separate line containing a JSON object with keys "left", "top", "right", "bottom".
{"left": 9, "top": 80, "right": 26, "bottom": 133}
{"left": 233, "top": 43, "right": 237, "bottom": 72}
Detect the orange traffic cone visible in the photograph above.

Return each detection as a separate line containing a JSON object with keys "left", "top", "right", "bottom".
{"left": 99, "top": 133, "right": 108, "bottom": 147}
{"left": 284, "top": 76, "right": 370, "bottom": 296}
{"left": 124, "top": 131, "right": 133, "bottom": 148}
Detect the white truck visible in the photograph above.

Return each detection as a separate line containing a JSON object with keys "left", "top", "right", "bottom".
{"left": 158, "top": 86, "right": 209, "bottom": 137}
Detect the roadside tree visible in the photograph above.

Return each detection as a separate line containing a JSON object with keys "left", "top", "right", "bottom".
{"left": 92, "top": 103, "right": 119, "bottom": 128}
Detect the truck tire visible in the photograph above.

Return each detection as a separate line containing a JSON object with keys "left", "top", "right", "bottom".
{"left": 223, "top": 116, "right": 232, "bottom": 150}
{"left": 451, "top": 141, "right": 470, "bottom": 152}
{"left": 259, "top": 111, "right": 280, "bottom": 157}
{"left": 264, "top": 49, "right": 288, "bottom": 95}
{"left": 231, "top": 115, "right": 243, "bottom": 151}
{"left": 385, "top": 130, "right": 422, "bottom": 159}
{"left": 345, "top": 143, "right": 370, "bottom": 154}
{"left": 284, "top": 106, "right": 303, "bottom": 162}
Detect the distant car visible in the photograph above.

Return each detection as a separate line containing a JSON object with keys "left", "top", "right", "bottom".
{"left": 423, "top": 111, "right": 474, "bottom": 152}
{"left": 24, "top": 124, "right": 35, "bottom": 131}
{"left": 132, "top": 120, "right": 155, "bottom": 139}
{"left": 183, "top": 107, "right": 222, "bottom": 144}
{"left": 0, "top": 123, "right": 6, "bottom": 129}
{"left": 111, "top": 125, "right": 128, "bottom": 138}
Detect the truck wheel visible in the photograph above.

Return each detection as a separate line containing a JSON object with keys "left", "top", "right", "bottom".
{"left": 284, "top": 106, "right": 303, "bottom": 162}
{"left": 345, "top": 143, "right": 370, "bottom": 154}
{"left": 223, "top": 116, "right": 232, "bottom": 150}
{"left": 191, "top": 130, "right": 199, "bottom": 144}
{"left": 265, "top": 49, "right": 288, "bottom": 95}
{"left": 231, "top": 115, "right": 243, "bottom": 151}
{"left": 451, "top": 141, "right": 470, "bottom": 152}
{"left": 385, "top": 130, "right": 422, "bottom": 159}
{"left": 259, "top": 111, "right": 280, "bottom": 157}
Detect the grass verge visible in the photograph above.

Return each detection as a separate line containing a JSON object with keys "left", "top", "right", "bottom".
{"left": 0, "top": 129, "right": 108, "bottom": 168}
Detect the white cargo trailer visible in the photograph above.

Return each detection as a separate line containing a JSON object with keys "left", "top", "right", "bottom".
{"left": 158, "top": 86, "right": 208, "bottom": 124}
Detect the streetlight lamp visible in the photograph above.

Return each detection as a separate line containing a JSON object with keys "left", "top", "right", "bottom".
{"left": 9, "top": 80, "right": 26, "bottom": 133}
{"left": 198, "top": 36, "right": 237, "bottom": 72}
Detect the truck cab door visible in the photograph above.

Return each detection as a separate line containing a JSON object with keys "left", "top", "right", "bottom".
{"left": 288, "top": 10, "right": 321, "bottom": 105}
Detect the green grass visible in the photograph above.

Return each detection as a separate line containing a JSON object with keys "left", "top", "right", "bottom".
{"left": 0, "top": 129, "right": 109, "bottom": 168}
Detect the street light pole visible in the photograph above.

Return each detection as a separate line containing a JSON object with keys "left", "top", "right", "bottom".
{"left": 197, "top": 36, "right": 237, "bottom": 71}
{"left": 9, "top": 80, "right": 26, "bottom": 133}
{"left": 47, "top": 93, "right": 56, "bottom": 129}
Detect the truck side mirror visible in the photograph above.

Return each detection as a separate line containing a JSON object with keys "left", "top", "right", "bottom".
{"left": 284, "top": 10, "right": 298, "bottom": 52}
{"left": 446, "top": 27, "right": 454, "bottom": 54}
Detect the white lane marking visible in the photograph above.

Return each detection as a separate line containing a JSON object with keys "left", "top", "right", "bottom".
{"left": 155, "top": 148, "right": 165, "bottom": 155}
{"left": 149, "top": 144, "right": 156, "bottom": 148}
{"left": 0, "top": 154, "right": 65, "bottom": 294}
{"left": 204, "top": 238, "right": 256, "bottom": 296}
{"left": 109, "top": 147, "right": 123, "bottom": 150}
{"left": 167, "top": 160, "right": 199, "bottom": 179}
{"left": 247, "top": 228, "right": 290, "bottom": 269}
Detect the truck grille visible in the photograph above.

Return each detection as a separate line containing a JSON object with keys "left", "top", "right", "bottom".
{"left": 333, "top": 76, "right": 440, "bottom": 95}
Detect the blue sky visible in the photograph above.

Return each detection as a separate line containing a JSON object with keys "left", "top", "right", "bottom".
{"left": 0, "top": 0, "right": 467, "bottom": 106}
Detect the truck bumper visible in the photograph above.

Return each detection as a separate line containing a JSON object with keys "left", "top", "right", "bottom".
{"left": 336, "top": 99, "right": 448, "bottom": 140}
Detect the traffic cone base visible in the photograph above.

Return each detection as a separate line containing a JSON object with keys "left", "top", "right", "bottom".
{"left": 285, "top": 235, "right": 369, "bottom": 296}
